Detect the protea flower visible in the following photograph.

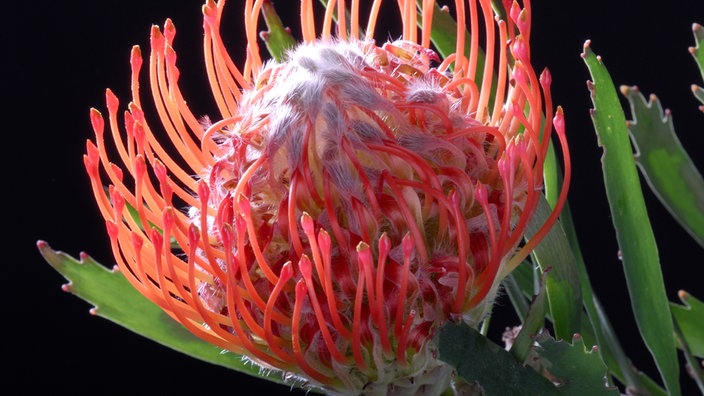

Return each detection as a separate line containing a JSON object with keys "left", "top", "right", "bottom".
{"left": 83, "top": 0, "right": 570, "bottom": 394}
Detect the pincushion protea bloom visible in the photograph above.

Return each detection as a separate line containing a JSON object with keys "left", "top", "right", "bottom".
{"left": 83, "top": 0, "right": 570, "bottom": 394}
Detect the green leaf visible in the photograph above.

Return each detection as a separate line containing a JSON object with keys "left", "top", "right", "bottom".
{"left": 532, "top": 333, "right": 620, "bottom": 395}
{"left": 582, "top": 42, "right": 681, "bottom": 396}
{"left": 437, "top": 321, "right": 560, "bottom": 395}
{"left": 691, "top": 23, "right": 704, "bottom": 109}
{"left": 508, "top": 270, "right": 548, "bottom": 363}
{"left": 260, "top": 1, "right": 296, "bottom": 62}
{"left": 36, "top": 241, "right": 290, "bottom": 388}
{"left": 621, "top": 85, "right": 704, "bottom": 248}
{"left": 525, "top": 196, "right": 582, "bottom": 342}
{"left": 503, "top": 269, "right": 532, "bottom": 322}
{"left": 670, "top": 290, "right": 704, "bottom": 358}
{"left": 507, "top": 252, "right": 668, "bottom": 396}
{"left": 671, "top": 290, "right": 704, "bottom": 393}
{"left": 505, "top": 210, "right": 668, "bottom": 395}
{"left": 690, "top": 23, "right": 704, "bottom": 85}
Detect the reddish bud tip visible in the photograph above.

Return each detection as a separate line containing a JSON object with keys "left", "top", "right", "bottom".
{"left": 163, "top": 18, "right": 176, "bottom": 43}
{"left": 280, "top": 261, "right": 294, "bottom": 283}
{"left": 130, "top": 46, "right": 142, "bottom": 70}
{"left": 299, "top": 254, "right": 313, "bottom": 279}
{"left": 106, "top": 89, "right": 119, "bottom": 113}
{"left": 89, "top": 108, "right": 104, "bottom": 136}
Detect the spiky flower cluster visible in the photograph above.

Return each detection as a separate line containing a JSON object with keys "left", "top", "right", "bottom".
{"left": 84, "top": 1, "right": 569, "bottom": 394}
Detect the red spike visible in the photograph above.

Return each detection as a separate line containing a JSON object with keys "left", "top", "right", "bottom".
{"left": 89, "top": 108, "right": 104, "bottom": 139}
{"left": 318, "top": 228, "right": 352, "bottom": 340}
{"left": 394, "top": 234, "right": 414, "bottom": 340}
{"left": 298, "top": 254, "right": 348, "bottom": 364}
{"left": 223, "top": 223, "right": 287, "bottom": 369}
{"left": 292, "top": 280, "right": 333, "bottom": 384}
{"left": 375, "top": 233, "right": 392, "bottom": 353}
{"left": 396, "top": 309, "right": 416, "bottom": 365}
{"left": 352, "top": 243, "right": 368, "bottom": 370}
{"left": 163, "top": 18, "right": 176, "bottom": 45}
{"left": 109, "top": 188, "right": 125, "bottom": 224}
{"left": 263, "top": 261, "right": 296, "bottom": 363}
{"left": 450, "top": 190, "right": 468, "bottom": 313}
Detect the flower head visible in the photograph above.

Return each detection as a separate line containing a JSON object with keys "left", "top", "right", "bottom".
{"left": 84, "top": 0, "right": 570, "bottom": 394}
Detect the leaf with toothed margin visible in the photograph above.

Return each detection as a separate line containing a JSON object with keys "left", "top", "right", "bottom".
{"left": 690, "top": 23, "right": 704, "bottom": 107}
{"left": 260, "top": 1, "right": 296, "bottom": 62}
{"left": 437, "top": 321, "right": 560, "bottom": 395}
{"left": 504, "top": 259, "right": 669, "bottom": 396}
{"left": 531, "top": 332, "right": 620, "bottom": 395}
{"left": 506, "top": 266, "right": 548, "bottom": 364}
{"left": 582, "top": 41, "right": 681, "bottom": 396}
{"left": 670, "top": 290, "right": 704, "bottom": 393}
{"left": 36, "top": 241, "right": 292, "bottom": 388}
{"left": 621, "top": 85, "right": 704, "bottom": 249}
{"left": 617, "top": 22, "right": 704, "bottom": 249}
{"left": 670, "top": 290, "right": 704, "bottom": 358}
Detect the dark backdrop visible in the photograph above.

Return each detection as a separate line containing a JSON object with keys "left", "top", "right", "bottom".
{"left": 6, "top": 1, "right": 703, "bottom": 394}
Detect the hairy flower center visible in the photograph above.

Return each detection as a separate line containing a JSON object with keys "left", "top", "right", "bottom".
{"left": 192, "top": 39, "right": 523, "bottom": 393}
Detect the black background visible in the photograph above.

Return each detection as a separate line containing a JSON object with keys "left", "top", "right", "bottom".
{"left": 6, "top": 0, "right": 703, "bottom": 394}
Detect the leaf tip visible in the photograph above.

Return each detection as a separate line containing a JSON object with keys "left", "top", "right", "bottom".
{"left": 580, "top": 39, "right": 592, "bottom": 59}
{"left": 678, "top": 289, "right": 690, "bottom": 302}
{"left": 619, "top": 84, "right": 637, "bottom": 96}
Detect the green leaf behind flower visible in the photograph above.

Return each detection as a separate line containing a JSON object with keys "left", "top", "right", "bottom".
{"left": 690, "top": 23, "right": 704, "bottom": 103}
{"left": 531, "top": 332, "right": 620, "bottom": 395}
{"left": 507, "top": 268, "right": 548, "bottom": 363}
{"left": 260, "top": 1, "right": 296, "bottom": 62}
{"left": 526, "top": 197, "right": 582, "bottom": 343}
{"left": 670, "top": 291, "right": 704, "bottom": 358}
{"left": 582, "top": 42, "right": 681, "bottom": 396}
{"left": 36, "top": 241, "right": 291, "bottom": 388}
{"left": 438, "top": 321, "right": 560, "bottom": 395}
{"left": 670, "top": 290, "right": 704, "bottom": 393}
{"left": 621, "top": 85, "right": 704, "bottom": 248}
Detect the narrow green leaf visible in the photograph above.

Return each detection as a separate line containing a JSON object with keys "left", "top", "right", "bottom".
{"left": 670, "top": 290, "right": 704, "bottom": 358}
{"left": 582, "top": 42, "right": 681, "bottom": 396}
{"left": 693, "top": 84, "right": 704, "bottom": 106}
{"left": 489, "top": 0, "right": 508, "bottom": 20}
{"left": 690, "top": 23, "right": 704, "bottom": 84}
{"left": 508, "top": 272, "right": 548, "bottom": 363}
{"left": 437, "top": 321, "right": 560, "bottom": 395}
{"left": 532, "top": 333, "right": 620, "bottom": 395}
{"left": 671, "top": 291, "right": 704, "bottom": 393}
{"left": 260, "top": 1, "right": 296, "bottom": 62}
{"left": 526, "top": 196, "right": 582, "bottom": 342}
{"left": 505, "top": 218, "right": 668, "bottom": 395}
{"left": 507, "top": 249, "right": 668, "bottom": 395}
{"left": 36, "top": 241, "right": 290, "bottom": 388}
{"left": 543, "top": 142, "right": 560, "bottom": 208}
{"left": 621, "top": 85, "right": 704, "bottom": 248}
{"left": 503, "top": 268, "right": 532, "bottom": 321}
{"left": 691, "top": 23, "right": 704, "bottom": 108}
